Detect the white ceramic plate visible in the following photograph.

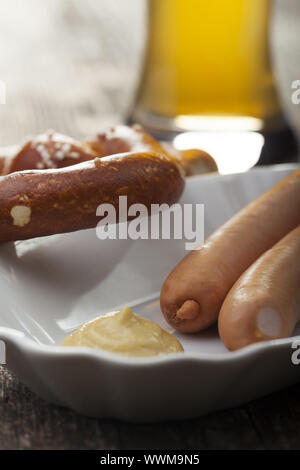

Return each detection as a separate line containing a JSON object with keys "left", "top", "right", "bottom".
{"left": 0, "top": 164, "right": 299, "bottom": 422}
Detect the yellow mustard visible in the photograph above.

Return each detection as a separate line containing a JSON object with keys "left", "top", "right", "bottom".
{"left": 62, "top": 306, "right": 183, "bottom": 357}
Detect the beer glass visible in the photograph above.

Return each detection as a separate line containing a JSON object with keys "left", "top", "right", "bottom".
{"left": 129, "top": 0, "right": 297, "bottom": 170}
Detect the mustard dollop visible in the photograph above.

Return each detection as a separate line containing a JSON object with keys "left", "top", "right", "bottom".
{"left": 62, "top": 306, "right": 183, "bottom": 357}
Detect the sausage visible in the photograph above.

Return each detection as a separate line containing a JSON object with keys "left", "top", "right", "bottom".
{"left": 218, "top": 225, "right": 300, "bottom": 350}
{"left": 160, "top": 169, "right": 300, "bottom": 333}
{"left": 0, "top": 131, "right": 95, "bottom": 175}
{"left": 0, "top": 151, "right": 185, "bottom": 243}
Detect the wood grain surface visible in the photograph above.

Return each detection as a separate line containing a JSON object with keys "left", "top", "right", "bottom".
{"left": 0, "top": 0, "right": 299, "bottom": 450}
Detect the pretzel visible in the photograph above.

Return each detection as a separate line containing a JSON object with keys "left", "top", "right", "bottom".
{"left": 0, "top": 131, "right": 95, "bottom": 175}
{"left": 0, "top": 125, "right": 218, "bottom": 176}
{"left": 0, "top": 151, "right": 185, "bottom": 243}
{"left": 0, "top": 125, "right": 216, "bottom": 243}
{"left": 86, "top": 125, "right": 218, "bottom": 176}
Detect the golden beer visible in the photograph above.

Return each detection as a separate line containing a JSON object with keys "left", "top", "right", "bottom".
{"left": 131, "top": 0, "right": 282, "bottom": 134}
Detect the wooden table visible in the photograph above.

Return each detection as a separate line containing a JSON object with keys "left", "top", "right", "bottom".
{"left": 0, "top": 0, "right": 299, "bottom": 450}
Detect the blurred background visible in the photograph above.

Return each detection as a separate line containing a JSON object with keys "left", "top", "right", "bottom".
{"left": 0, "top": 0, "right": 299, "bottom": 173}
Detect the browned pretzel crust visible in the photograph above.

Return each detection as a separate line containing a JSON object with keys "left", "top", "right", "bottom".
{"left": 0, "top": 125, "right": 218, "bottom": 176}
{"left": 0, "top": 151, "right": 185, "bottom": 243}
